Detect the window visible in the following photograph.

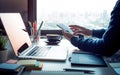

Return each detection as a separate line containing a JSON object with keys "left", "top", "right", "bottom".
{"left": 37, "top": 0, "right": 117, "bottom": 30}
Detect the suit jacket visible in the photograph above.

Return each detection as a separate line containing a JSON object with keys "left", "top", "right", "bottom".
{"left": 71, "top": 0, "right": 120, "bottom": 56}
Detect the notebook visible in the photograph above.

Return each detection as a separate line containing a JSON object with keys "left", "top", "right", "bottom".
{"left": 0, "top": 13, "right": 68, "bottom": 61}
{"left": 71, "top": 51, "right": 107, "bottom": 67}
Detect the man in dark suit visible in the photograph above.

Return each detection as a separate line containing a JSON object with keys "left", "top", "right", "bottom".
{"left": 63, "top": 0, "right": 120, "bottom": 57}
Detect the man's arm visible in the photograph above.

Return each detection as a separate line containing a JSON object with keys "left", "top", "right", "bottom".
{"left": 70, "top": 0, "right": 120, "bottom": 56}
{"left": 92, "top": 29, "right": 106, "bottom": 38}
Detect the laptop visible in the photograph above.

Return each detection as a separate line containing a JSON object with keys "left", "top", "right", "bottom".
{"left": 0, "top": 13, "right": 68, "bottom": 61}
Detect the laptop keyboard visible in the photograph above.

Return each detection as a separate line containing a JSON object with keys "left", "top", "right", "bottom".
{"left": 27, "top": 46, "right": 51, "bottom": 57}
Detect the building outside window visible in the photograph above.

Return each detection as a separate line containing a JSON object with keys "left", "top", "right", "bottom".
{"left": 37, "top": 0, "right": 117, "bottom": 30}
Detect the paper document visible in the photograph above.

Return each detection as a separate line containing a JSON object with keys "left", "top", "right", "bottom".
{"left": 57, "top": 24, "right": 73, "bottom": 34}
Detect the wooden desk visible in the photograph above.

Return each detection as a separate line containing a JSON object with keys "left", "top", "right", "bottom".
{"left": 6, "top": 38, "right": 117, "bottom": 75}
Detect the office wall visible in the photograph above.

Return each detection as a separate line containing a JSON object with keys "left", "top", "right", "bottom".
{"left": 0, "top": 0, "right": 29, "bottom": 34}
{"left": 0, "top": 0, "right": 37, "bottom": 35}
{"left": 0, "top": 0, "right": 28, "bottom": 23}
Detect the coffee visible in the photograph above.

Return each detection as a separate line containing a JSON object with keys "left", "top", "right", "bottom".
{"left": 46, "top": 34, "right": 62, "bottom": 42}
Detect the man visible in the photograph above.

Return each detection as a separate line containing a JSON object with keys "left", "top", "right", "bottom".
{"left": 63, "top": 0, "right": 120, "bottom": 57}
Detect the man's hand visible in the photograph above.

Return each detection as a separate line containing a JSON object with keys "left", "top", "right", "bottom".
{"left": 69, "top": 25, "right": 92, "bottom": 36}
{"left": 62, "top": 30, "right": 74, "bottom": 41}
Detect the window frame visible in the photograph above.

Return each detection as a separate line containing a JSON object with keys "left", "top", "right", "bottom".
{"left": 28, "top": 0, "right": 62, "bottom": 36}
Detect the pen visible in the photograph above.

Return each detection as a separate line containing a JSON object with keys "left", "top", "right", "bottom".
{"left": 38, "top": 21, "right": 44, "bottom": 31}
{"left": 34, "top": 21, "right": 44, "bottom": 38}
{"left": 33, "top": 21, "right": 37, "bottom": 35}
{"left": 28, "top": 21, "right": 32, "bottom": 28}
{"left": 63, "top": 68, "right": 95, "bottom": 74}
{"left": 28, "top": 21, "right": 34, "bottom": 36}
{"left": 33, "top": 21, "right": 44, "bottom": 42}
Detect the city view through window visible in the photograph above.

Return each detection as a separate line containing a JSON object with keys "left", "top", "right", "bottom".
{"left": 37, "top": 0, "right": 117, "bottom": 30}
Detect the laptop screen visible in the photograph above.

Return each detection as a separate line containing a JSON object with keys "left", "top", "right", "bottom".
{"left": 0, "top": 13, "right": 32, "bottom": 56}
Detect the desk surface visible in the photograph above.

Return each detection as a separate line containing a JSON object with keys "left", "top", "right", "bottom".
{"left": 6, "top": 38, "right": 118, "bottom": 75}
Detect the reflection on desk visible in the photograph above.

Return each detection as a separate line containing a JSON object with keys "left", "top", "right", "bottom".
{"left": 6, "top": 38, "right": 118, "bottom": 75}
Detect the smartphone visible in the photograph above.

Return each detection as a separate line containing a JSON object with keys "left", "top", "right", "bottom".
{"left": 57, "top": 24, "right": 73, "bottom": 34}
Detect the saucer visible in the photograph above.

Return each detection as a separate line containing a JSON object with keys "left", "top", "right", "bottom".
{"left": 45, "top": 41, "right": 60, "bottom": 45}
